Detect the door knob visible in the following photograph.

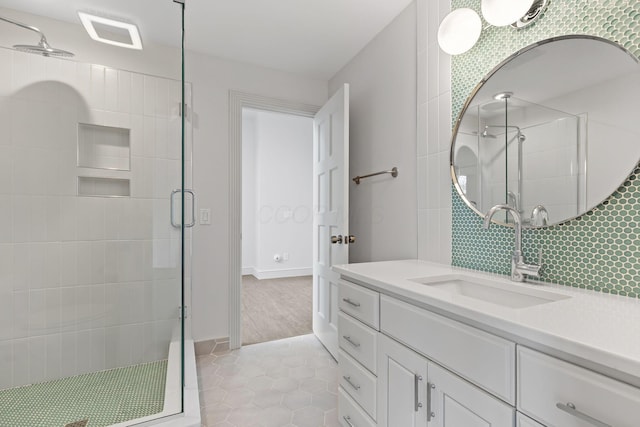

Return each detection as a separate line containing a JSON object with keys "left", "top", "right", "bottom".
{"left": 331, "top": 235, "right": 343, "bottom": 244}
{"left": 346, "top": 235, "right": 356, "bottom": 244}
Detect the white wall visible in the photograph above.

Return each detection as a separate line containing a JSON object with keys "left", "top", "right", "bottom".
{"left": 187, "top": 52, "right": 328, "bottom": 342}
{"left": 242, "top": 109, "right": 313, "bottom": 279}
{"left": 329, "top": 1, "right": 418, "bottom": 263}
{"left": 543, "top": 72, "right": 640, "bottom": 208}
{"left": 416, "top": 0, "right": 452, "bottom": 264}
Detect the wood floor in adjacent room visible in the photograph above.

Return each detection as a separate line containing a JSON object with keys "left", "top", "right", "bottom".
{"left": 242, "top": 275, "right": 313, "bottom": 346}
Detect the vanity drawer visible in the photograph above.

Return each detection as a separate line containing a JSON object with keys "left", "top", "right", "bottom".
{"left": 339, "top": 312, "right": 377, "bottom": 374}
{"left": 518, "top": 346, "right": 640, "bottom": 427}
{"left": 339, "top": 386, "right": 376, "bottom": 427}
{"left": 380, "top": 295, "right": 515, "bottom": 404}
{"left": 339, "top": 349, "right": 377, "bottom": 420}
{"left": 339, "top": 279, "right": 380, "bottom": 329}
{"left": 517, "top": 413, "right": 545, "bottom": 427}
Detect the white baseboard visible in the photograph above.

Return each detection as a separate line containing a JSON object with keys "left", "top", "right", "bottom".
{"left": 242, "top": 267, "right": 254, "bottom": 276}
{"left": 250, "top": 267, "right": 312, "bottom": 280}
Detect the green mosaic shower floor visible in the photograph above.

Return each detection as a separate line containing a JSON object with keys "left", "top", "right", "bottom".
{"left": 0, "top": 360, "right": 167, "bottom": 427}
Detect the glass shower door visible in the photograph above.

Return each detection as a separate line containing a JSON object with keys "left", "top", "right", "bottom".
{"left": 0, "top": 1, "right": 189, "bottom": 425}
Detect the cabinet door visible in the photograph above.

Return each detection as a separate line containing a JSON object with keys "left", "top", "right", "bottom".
{"left": 377, "top": 334, "right": 428, "bottom": 427}
{"left": 516, "top": 412, "right": 545, "bottom": 427}
{"left": 428, "top": 362, "right": 515, "bottom": 427}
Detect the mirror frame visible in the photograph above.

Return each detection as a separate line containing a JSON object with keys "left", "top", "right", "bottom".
{"left": 449, "top": 34, "right": 640, "bottom": 228}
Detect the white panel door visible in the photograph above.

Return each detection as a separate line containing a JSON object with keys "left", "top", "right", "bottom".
{"left": 428, "top": 362, "right": 515, "bottom": 427}
{"left": 313, "top": 84, "right": 349, "bottom": 359}
{"left": 377, "top": 334, "right": 429, "bottom": 427}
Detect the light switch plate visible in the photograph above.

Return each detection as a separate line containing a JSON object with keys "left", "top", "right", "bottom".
{"left": 200, "top": 208, "right": 211, "bottom": 225}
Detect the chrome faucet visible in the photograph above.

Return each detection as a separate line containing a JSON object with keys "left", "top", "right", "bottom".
{"left": 483, "top": 204, "right": 541, "bottom": 282}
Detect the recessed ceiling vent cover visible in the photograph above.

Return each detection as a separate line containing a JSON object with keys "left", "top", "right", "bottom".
{"left": 93, "top": 22, "right": 133, "bottom": 45}
{"left": 78, "top": 11, "right": 142, "bottom": 50}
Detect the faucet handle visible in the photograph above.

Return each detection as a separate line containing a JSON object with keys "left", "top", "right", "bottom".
{"left": 519, "top": 262, "right": 541, "bottom": 278}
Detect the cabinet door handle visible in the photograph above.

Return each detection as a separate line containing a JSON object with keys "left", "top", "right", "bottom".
{"left": 556, "top": 402, "right": 611, "bottom": 427}
{"left": 342, "top": 335, "right": 360, "bottom": 348}
{"left": 342, "top": 298, "right": 361, "bottom": 307}
{"left": 343, "top": 375, "right": 361, "bottom": 391}
{"left": 427, "top": 382, "right": 436, "bottom": 421}
{"left": 342, "top": 415, "right": 355, "bottom": 427}
{"left": 414, "top": 374, "right": 423, "bottom": 412}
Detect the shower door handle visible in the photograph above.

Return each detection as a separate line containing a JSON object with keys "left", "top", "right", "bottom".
{"left": 185, "top": 189, "right": 196, "bottom": 228}
{"left": 170, "top": 189, "right": 180, "bottom": 228}
{"left": 170, "top": 189, "right": 196, "bottom": 228}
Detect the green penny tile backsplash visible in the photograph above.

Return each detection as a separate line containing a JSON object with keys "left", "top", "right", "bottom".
{"left": 450, "top": 0, "right": 640, "bottom": 297}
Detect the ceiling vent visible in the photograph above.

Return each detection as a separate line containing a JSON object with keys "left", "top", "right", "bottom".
{"left": 78, "top": 12, "right": 142, "bottom": 50}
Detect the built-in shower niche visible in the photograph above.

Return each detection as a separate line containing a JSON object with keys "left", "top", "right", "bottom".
{"left": 77, "top": 123, "right": 131, "bottom": 197}
{"left": 77, "top": 176, "right": 130, "bottom": 197}
{"left": 78, "top": 123, "right": 131, "bottom": 170}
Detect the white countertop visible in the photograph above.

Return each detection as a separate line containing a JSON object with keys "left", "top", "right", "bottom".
{"left": 333, "top": 259, "right": 640, "bottom": 384}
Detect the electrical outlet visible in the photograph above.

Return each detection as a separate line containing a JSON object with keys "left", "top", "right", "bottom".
{"left": 283, "top": 252, "right": 289, "bottom": 261}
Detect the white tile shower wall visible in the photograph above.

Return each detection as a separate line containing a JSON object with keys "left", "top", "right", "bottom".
{"left": 417, "top": 0, "right": 452, "bottom": 264}
{"left": 0, "top": 48, "right": 188, "bottom": 389}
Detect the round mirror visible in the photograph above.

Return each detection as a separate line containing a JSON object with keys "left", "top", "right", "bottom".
{"left": 450, "top": 35, "right": 640, "bottom": 227}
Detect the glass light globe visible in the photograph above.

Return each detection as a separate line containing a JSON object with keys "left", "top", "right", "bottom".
{"left": 481, "top": 0, "right": 535, "bottom": 26}
{"left": 437, "top": 8, "right": 482, "bottom": 55}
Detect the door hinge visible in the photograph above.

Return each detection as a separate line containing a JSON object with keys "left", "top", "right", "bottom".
{"left": 178, "top": 305, "right": 189, "bottom": 319}
{"left": 178, "top": 102, "right": 191, "bottom": 120}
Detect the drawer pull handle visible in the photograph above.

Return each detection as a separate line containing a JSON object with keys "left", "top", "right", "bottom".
{"left": 342, "top": 335, "right": 361, "bottom": 348}
{"left": 556, "top": 402, "right": 611, "bottom": 427}
{"left": 343, "top": 415, "right": 355, "bottom": 427}
{"left": 342, "top": 298, "right": 361, "bottom": 308}
{"left": 414, "top": 374, "right": 423, "bottom": 412}
{"left": 427, "top": 382, "right": 436, "bottom": 420}
{"left": 343, "top": 375, "right": 361, "bottom": 391}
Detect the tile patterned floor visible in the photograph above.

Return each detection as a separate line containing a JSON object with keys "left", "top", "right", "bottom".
{"left": 197, "top": 334, "right": 339, "bottom": 427}
{"left": 0, "top": 360, "right": 167, "bottom": 427}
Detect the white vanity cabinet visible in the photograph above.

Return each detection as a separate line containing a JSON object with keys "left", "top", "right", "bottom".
{"left": 335, "top": 266, "right": 640, "bottom": 427}
{"left": 377, "top": 333, "right": 514, "bottom": 427}
{"left": 517, "top": 347, "right": 640, "bottom": 427}
{"left": 338, "top": 279, "right": 380, "bottom": 427}
{"left": 377, "top": 333, "right": 429, "bottom": 427}
{"left": 516, "top": 413, "right": 545, "bottom": 427}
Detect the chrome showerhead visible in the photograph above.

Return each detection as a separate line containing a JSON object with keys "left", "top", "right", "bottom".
{"left": 1, "top": 15, "right": 74, "bottom": 58}
{"left": 14, "top": 36, "right": 74, "bottom": 57}
{"left": 480, "top": 127, "right": 497, "bottom": 139}
{"left": 14, "top": 43, "right": 74, "bottom": 57}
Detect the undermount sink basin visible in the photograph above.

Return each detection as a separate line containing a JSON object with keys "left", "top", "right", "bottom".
{"left": 409, "top": 275, "right": 571, "bottom": 309}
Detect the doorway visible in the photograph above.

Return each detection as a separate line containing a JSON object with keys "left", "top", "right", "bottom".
{"left": 241, "top": 108, "right": 314, "bottom": 345}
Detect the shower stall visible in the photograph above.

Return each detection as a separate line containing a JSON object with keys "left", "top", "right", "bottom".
{"left": 0, "top": 1, "right": 196, "bottom": 426}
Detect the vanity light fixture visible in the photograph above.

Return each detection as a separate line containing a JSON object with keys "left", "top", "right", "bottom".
{"left": 481, "top": 0, "right": 535, "bottom": 27}
{"left": 438, "top": 0, "right": 549, "bottom": 55}
{"left": 78, "top": 11, "right": 143, "bottom": 50}
{"left": 437, "top": 8, "right": 482, "bottom": 55}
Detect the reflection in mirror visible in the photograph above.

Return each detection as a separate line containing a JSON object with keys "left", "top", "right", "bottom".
{"left": 451, "top": 35, "right": 640, "bottom": 227}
